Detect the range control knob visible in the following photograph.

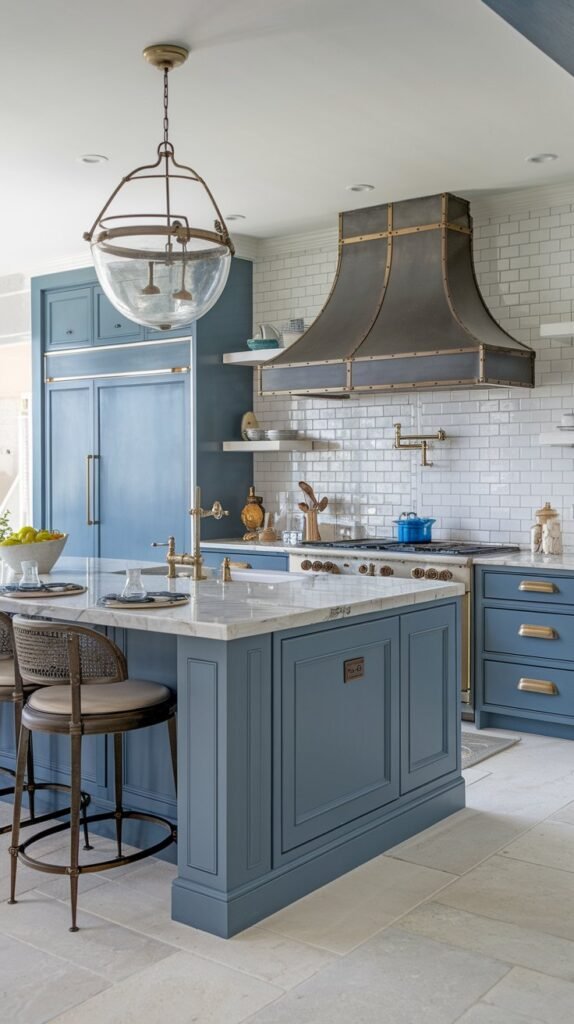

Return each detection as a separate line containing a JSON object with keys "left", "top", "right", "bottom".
{"left": 411, "top": 567, "right": 425, "bottom": 579}
{"left": 379, "top": 565, "right": 394, "bottom": 576}
{"left": 323, "top": 561, "right": 336, "bottom": 573}
{"left": 300, "top": 559, "right": 313, "bottom": 571}
{"left": 312, "top": 560, "right": 324, "bottom": 572}
{"left": 358, "top": 563, "right": 369, "bottom": 574}
{"left": 439, "top": 569, "right": 454, "bottom": 581}
{"left": 425, "top": 567, "right": 439, "bottom": 580}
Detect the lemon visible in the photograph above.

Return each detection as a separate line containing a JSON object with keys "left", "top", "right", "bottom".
{"left": 35, "top": 530, "right": 52, "bottom": 542}
{"left": 0, "top": 536, "right": 21, "bottom": 546}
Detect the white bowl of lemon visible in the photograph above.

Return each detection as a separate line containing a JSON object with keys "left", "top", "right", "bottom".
{"left": 0, "top": 527, "right": 68, "bottom": 575}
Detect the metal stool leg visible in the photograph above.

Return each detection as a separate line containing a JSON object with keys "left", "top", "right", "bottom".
{"left": 167, "top": 714, "right": 177, "bottom": 795}
{"left": 8, "top": 724, "right": 30, "bottom": 905}
{"left": 68, "top": 730, "right": 82, "bottom": 932}
{"left": 114, "top": 732, "right": 123, "bottom": 859}
{"left": 26, "top": 734, "right": 36, "bottom": 822}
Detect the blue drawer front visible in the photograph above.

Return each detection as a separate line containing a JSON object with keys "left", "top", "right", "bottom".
{"left": 201, "top": 549, "right": 288, "bottom": 572}
{"left": 45, "top": 340, "right": 191, "bottom": 381}
{"left": 484, "top": 659, "right": 574, "bottom": 718}
{"left": 483, "top": 570, "right": 574, "bottom": 606}
{"left": 484, "top": 607, "right": 574, "bottom": 662}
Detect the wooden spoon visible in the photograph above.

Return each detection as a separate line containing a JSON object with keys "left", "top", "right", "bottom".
{"left": 298, "top": 502, "right": 310, "bottom": 513}
{"left": 299, "top": 480, "right": 319, "bottom": 507}
{"left": 317, "top": 496, "right": 328, "bottom": 512}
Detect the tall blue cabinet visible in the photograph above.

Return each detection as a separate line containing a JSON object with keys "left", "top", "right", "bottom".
{"left": 32, "top": 261, "right": 254, "bottom": 558}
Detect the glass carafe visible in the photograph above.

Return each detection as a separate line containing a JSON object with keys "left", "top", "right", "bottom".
{"left": 121, "top": 568, "right": 148, "bottom": 601}
{"left": 18, "top": 560, "right": 41, "bottom": 590}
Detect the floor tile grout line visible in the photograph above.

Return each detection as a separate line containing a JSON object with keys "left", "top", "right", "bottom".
{"left": 32, "top": 888, "right": 322, "bottom": 995}
{"left": 447, "top": 963, "right": 517, "bottom": 1024}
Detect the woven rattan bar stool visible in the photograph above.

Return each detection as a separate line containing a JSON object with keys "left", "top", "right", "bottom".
{"left": 9, "top": 616, "right": 177, "bottom": 931}
{"left": 0, "top": 611, "right": 90, "bottom": 838}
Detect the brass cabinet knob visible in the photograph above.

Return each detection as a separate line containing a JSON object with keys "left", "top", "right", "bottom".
{"left": 379, "top": 565, "right": 394, "bottom": 576}
{"left": 358, "top": 564, "right": 369, "bottom": 574}
{"left": 411, "top": 567, "right": 425, "bottom": 579}
{"left": 300, "top": 559, "right": 313, "bottom": 571}
{"left": 439, "top": 569, "right": 454, "bottom": 581}
{"left": 425, "top": 567, "right": 438, "bottom": 580}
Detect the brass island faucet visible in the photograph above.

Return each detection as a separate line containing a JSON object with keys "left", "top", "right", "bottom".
{"left": 152, "top": 486, "right": 229, "bottom": 580}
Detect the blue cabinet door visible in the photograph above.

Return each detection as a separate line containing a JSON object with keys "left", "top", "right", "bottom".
{"left": 94, "top": 374, "right": 190, "bottom": 559}
{"left": 45, "top": 381, "right": 96, "bottom": 556}
{"left": 94, "top": 288, "right": 144, "bottom": 344}
{"left": 45, "top": 287, "right": 92, "bottom": 349}
{"left": 400, "top": 603, "right": 458, "bottom": 793}
{"left": 277, "top": 616, "right": 400, "bottom": 854}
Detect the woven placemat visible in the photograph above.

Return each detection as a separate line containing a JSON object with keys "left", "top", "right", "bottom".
{"left": 0, "top": 584, "right": 87, "bottom": 599}
{"left": 99, "top": 592, "right": 189, "bottom": 610}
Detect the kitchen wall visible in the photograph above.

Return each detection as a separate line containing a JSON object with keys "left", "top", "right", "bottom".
{"left": 0, "top": 274, "right": 31, "bottom": 513}
{"left": 253, "top": 183, "right": 574, "bottom": 548}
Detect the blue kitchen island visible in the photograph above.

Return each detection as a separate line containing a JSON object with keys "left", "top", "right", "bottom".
{"left": 0, "top": 559, "right": 465, "bottom": 937}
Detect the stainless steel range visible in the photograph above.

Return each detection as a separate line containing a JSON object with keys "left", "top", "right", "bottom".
{"left": 289, "top": 539, "right": 520, "bottom": 712}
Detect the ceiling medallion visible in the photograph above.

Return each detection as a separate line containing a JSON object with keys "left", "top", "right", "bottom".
{"left": 84, "top": 43, "right": 234, "bottom": 331}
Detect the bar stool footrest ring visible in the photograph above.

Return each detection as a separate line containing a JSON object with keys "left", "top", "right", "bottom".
{"left": 0, "top": 783, "right": 90, "bottom": 836}
{"left": 16, "top": 809, "right": 176, "bottom": 874}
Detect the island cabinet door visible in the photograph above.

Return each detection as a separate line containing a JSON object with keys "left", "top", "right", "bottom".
{"left": 400, "top": 602, "right": 459, "bottom": 794}
{"left": 277, "top": 617, "right": 399, "bottom": 855}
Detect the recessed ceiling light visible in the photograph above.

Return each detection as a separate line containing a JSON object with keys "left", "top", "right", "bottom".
{"left": 526, "top": 153, "right": 558, "bottom": 164}
{"left": 78, "top": 154, "right": 109, "bottom": 164}
{"left": 346, "top": 183, "right": 375, "bottom": 192}
{"left": 226, "top": 213, "right": 246, "bottom": 221}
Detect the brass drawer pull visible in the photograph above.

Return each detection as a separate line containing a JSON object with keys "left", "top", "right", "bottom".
{"left": 518, "top": 677, "right": 559, "bottom": 696}
{"left": 229, "top": 561, "right": 252, "bottom": 569}
{"left": 519, "top": 580, "right": 557, "bottom": 594}
{"left": 518, "top": 624, "right": 558, "bottom": 640}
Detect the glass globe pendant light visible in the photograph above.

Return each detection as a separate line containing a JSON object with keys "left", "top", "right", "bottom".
{"left": 84, "top": 43, "right": 234, "bottom": 331}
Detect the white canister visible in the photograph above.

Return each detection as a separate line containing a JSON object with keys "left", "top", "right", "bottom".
{"left": 530, "top": 522, "right": 542, "bottom": 554}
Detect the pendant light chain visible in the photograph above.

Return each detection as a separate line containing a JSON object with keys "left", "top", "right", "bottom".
{"left": 163, "top": 67, "right": 170, "bottom": 147}
{"left": 163, "top": 66, "right": 172, "bottom": 242}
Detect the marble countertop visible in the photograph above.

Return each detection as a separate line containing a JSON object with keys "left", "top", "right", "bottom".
{"left": 474, "top": 551, "right": 574, "bottom": 571}
{"left": 0, "top": 556, "right": 464, "bottom": 641}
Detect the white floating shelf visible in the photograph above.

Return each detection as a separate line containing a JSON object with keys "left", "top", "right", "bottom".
{"left": 540, "top": 322, "right": 574, "bottom": 338}
{"left": 223, "top": 349, "right": 279, "bottom": 366}
{"left": 540, "top": 432, "right": 574, "bottom": 446}
{"left": 222, "top": 440, "right": 315, "bottom": 452}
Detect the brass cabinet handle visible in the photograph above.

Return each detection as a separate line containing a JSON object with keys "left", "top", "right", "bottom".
{"left": 518, "top": 677, "right": 559, "bottom": 696}
{"left": 85, "top": 455, "right": 93, "bottom": 526}
{"left": 92, "top": 455, "right": 100, "bottom": 525}
{"left": 518, "top": 624, "right": 558, "bottom": 640}
{"left": 519, "top": 580, "right": 557, "bottom": 594}
{"left": 229, "top": 561, "right": 252, "bottom": 569}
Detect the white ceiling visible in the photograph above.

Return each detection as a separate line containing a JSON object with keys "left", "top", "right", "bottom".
{"left": 2, "top": 0, "right": 574, "bottom": 276}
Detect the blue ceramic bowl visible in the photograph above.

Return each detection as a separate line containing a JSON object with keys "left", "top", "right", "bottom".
{"left": 246, "top": 339, "right": 280, "bottom": 350}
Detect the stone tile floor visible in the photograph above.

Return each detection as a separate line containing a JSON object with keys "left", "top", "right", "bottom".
{"left": 1, "top": 726, "right": 573, "bottom": 1023}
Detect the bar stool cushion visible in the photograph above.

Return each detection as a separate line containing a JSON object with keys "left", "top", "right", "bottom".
{"left": 27, "top": 679, "right": 171, "bottom": 716}
{"left": 0, "top": 657, "right": 15, "bottom": 691}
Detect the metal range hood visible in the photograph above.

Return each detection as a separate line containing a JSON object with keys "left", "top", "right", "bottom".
{"left": 258, "top": 193, "right": 535, "bottom": 397}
